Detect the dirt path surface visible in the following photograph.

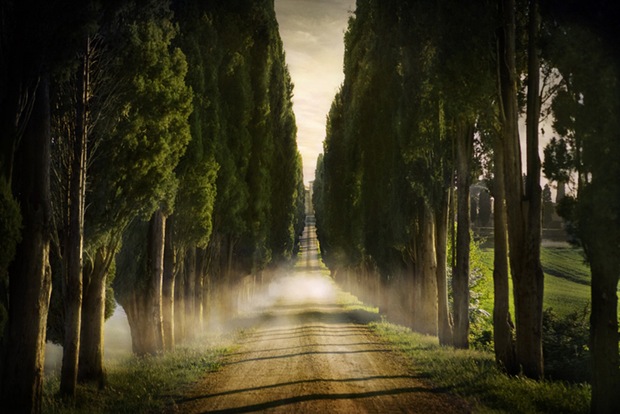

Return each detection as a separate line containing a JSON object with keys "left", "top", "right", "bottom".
{"left": 174, "top": 226, "right": 468, "bottom": 413}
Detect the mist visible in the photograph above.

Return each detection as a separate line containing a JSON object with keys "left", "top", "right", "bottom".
{"left": 44, "top": 305, "right": 132, "bottom": 374}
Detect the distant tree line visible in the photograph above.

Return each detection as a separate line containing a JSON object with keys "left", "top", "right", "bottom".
{"left": 313, "top": 1, "right": 618, "bottom": 413}
{"left": 0, "top": 0, "right": 304, "bottom": 412}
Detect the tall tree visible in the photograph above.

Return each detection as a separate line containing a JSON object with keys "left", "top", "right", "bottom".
{"left": 542, "top": 2, "right": 619, "bottom": 409}
{"left": 498, "top": 0, "right": 545, "bottom": 379}
{"left": 112, "top": 0, "right": 192, "bottom": 356}
{"left": 1, "top": 75, "right": 53, "bottom": 414}
{"left": 0, "top": 0, "right": 73, "bottom": 409}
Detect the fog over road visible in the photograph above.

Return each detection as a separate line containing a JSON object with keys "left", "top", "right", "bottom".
{"left": 174, "top": 225, "right": 468, "bottom": 413}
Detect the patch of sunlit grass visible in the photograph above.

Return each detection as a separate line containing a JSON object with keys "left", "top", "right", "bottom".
{"left": 42, "top": 336, "right": 236, "bottom": 414}
{"left": 370, "top": 320, "right": 591, "bottom": 414}
{"left": 335, "top": 288, "right": 379, "bottom": 314}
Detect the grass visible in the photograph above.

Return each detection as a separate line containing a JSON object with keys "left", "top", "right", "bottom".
{"left": 478, "top": 245, "right": 594, "bottom": 318}
{"left": 328, "top": 248, "right": 594, "bottom": 412}
{"left": 370, "top": 321, "right": 591, "bottom": 414}
{"left": 42, "top": 337, "right": 236, "bottom": 414}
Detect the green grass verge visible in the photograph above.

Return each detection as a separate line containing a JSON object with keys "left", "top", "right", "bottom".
{"left": 42, "top": 338, "right": 235, "bottom": 414}
{"left": 370, "top": 321, "right": 591, "bottom": 414}
{"left": 478, "top": 246, "right": 593, "bottom": 318}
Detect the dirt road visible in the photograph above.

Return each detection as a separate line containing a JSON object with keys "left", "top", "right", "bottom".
{"left": 174, "top": 225, "right": 468, "bottom": 413}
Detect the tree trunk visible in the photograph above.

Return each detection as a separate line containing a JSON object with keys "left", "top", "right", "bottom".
{"left": 435, "top": 189, "right": 453, "bottom": 346}
{"left": 491, "top": 136, "right": 517, "bottom": 374}
{"left": 60, "top": 37, "right": 89, "bottom": 399}
{"left": 588, "top": 242, "right": 620, "bottom": 414}
{"left": 78, "top": 247, "right": 109, "bottom": 388}
{"left": 411, "top": 205, "right": 438, "bottom": 336}
{"left": 124, "top": 210, "right": 166, "bottom": 355}
{"left": 174, "top": 253, "right": 186, "bottom": 344}
{"left": 1, "top": 75, "right": 53, "bottom": 414}
{"left": 162, "top": 219, "right": 176, "bottom": 351}
{"left": 184, "top": 246, "right": 196, "bottom": 341}
{"left": 454, "top": 121, "right": 474, "bottom": 349}
{"left": 498, "top": 0, "right": 544, "bottom": 379}
{"left": 149, "top": 210, "right": 165, "bottom": 351}
{"left": 196, "top": 248, "right": 206, "bottom": 333}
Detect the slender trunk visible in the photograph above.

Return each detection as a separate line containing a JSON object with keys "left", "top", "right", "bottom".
{"left": 435, "top": 189, "right": 453, "bottom": 346}
{"left": 499, "top": 0, "right": 544, "bottom": 379}
{"left": 519, "top": 0, "right": 544, "bottom": 379}
{"left": 491, "top": 137, "right": 517, "bottom": 373}
{"left": 78, "top": 247, "right": 109, "bottom": 388}
{"left": 196, "top": 248, "right": 206, "bottom": 333}
{"left": 184, "top": 246, "right": 196, "bottom": 341}
{"left": 162, "top": 219, "right": 176, "bottom": 351}
{"left": 149, "top": 210, "right": 165, "bottom": 351}
{"left": 1, "top": 75, "right": 52, "bottom": 414}
{"left": 174, "top": 253, "right": 186, "bottom": 344}
{"left": 411, "top": 205, "right": 438, "bottom": 336}
{"left": 454, "top": 121, "right": 474, "bottom": 349}
{"left": 60, "top": 37, "right": 89, "bottom": 399}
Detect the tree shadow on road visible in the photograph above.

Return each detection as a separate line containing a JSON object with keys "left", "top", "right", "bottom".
{"left": 174, "top": 375, "right": 452, "bottom": 414}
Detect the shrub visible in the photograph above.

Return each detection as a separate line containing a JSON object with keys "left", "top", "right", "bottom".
{"left": 542, "top": 306, "right": 591, "bottom": 383}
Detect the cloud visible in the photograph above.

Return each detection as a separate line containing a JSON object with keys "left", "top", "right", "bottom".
{"left": 275, "top": 0, "right": 355, "bottom": 184}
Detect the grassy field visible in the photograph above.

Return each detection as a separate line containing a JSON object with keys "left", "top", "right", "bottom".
{"left": 477, "top": 244, "right": 594, "bottom": 317}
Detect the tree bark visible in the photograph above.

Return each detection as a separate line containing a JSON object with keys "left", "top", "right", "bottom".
{"left": 435, "top": 189, "right": 453, "bottom": 346}
{"left": 498, "top": 0, "right": 544, "bottom": 379}
{"left": 174, "top": 254, "right": 186, "bottom": 344}
{"left": 184, "top": 246, "right": 196, "bottom": 341}
{"left": 491, "top": 136, "right": 517, "bottom": 374}
{"left": 149, "top": 210, "right": 165, "bottom": 351}
{"left": 60, "top": 37, "right": 89, "bottom": 399}
{"left": 78, "top": 247, "right": 109, "bottom": 388}
{"left": 454, "top": 121, "right": 474, "bottom": 349}
{"left": 123, "top": 210, "right": 166, "bottom": 355}
{"left": 411, "top": 205, "right": 438, "bottom": 336}
{"left": 162, "top": 219, "right": 176, "bottom": 351}
{"left": 2, "top": 75, "right": 53, "bottom": 414}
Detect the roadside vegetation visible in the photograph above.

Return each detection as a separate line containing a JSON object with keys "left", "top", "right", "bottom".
{"left": 370, "top": 321, "right": 590, "bottom": 414}
{"left": 42, "top": 337, "right": 235, "bottom": 414}
{"left": 474, "top": 243, "right": 598, "bottom": 384}
{"left": 332, "top": 264, "right": 593, "bottom": 414}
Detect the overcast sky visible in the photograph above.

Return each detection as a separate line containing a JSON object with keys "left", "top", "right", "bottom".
{"left": 275, "top": 0, "right": 356, "bottom": 184}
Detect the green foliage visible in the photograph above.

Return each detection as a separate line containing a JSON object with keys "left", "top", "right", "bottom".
{"left": 114, "top": 220, "right": 149, "bottom": 299}
{"left": 317, "top": 0, "right": 497, "bottom": 283}
{"left": 371, "top": 321, "right": 591, "bottom": 413}
{"left": 543, "top": 307, "right": 591, "bottom": 383}
{"left": 87, "top": 0, "right": 192, "bottom": 248}
{"left": 543, "top": 136, "right": 573, "bottom": 184}
{"left": 173, "top": 158, "right": 219, "bottom": 249}
{"left": 42, "top": 341, "right": 232, "bottom": 414}
{"left": 174, "top": 0, "right": 302, "bottom": 275}
{"left": 94, "top": 0, "right": 193, "bottom": 307}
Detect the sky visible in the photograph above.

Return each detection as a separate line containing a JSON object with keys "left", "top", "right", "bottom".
{"left": 274, "top": 0, "right": 356, "bottom": 185}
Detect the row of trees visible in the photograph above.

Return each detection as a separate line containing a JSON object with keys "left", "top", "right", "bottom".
{"left": 0, "top": 0, "right": 304, "bottom": 412}
{"left": 313, "top": 1, "right": 618, "bottom": 412}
